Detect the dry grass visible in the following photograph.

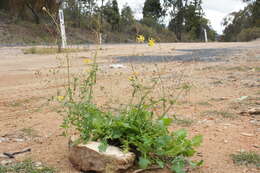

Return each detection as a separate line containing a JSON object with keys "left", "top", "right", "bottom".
{"left": 23, "top": 47, "right": 88, "bottom": 55}
{"left": 231, "top": 151, "right": 260, "bottom": 167}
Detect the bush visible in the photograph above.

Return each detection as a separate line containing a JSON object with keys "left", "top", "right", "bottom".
{"left": 59, "top": 54, "right": 203, "bottom": 172}
{"left": 237, "top": 27, "right": 260, "bottom": 41}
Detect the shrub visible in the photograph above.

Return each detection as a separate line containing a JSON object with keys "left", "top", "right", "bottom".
{"left": 237, "top": 27, "right": 260, "bottom": 41}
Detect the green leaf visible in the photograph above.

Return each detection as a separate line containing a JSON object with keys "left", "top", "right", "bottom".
{"left": 191, "top": 135, "right": 203, "bottom": 147}
{"left": 171, "top": 157, "right": 186, "bottom": 173}
{"left": 156, "top": 160, "right": 165, "bottom": 168}
{"left": 174, "top": 129, "right": 187, "bottom": 138}
{"left": 161, "top": 117, "right": 173, "bottom": 126}
{"left": 98, "top": 141, "right": 108, "bottom": 152}
{"left": 189, "top": 160, "right": 204, "bottom": 168}
{"left": 171, "top": 163, "right": 185, "bottom": 173}
{"left": 138, "top": 157, "right": 151, "bottom": 169}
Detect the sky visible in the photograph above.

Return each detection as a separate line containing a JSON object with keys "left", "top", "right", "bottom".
{"left": 116, "top": 0, "right": 247, "bottom": 34}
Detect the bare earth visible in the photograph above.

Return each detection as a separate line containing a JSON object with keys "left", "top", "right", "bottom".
{"left": 0, "top": 42, "right": 259, "bottom": 173}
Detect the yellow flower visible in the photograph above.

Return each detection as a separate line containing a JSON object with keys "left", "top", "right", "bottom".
{"left": 83, "top": 58, "right": 92, "bottom": 64}
{"left": 132, "top": 71, "right": 139, "bottom": 76}
{"left": 148, "top": 38, "right": 155, "bottom": 47}
{"left": 128, "top": 76, "right": 135, "bottom": 81}
{"left": 57, "top": 96, "right": 64, "bottom": 101}
{"left": 136, "top": 35, "right": 145, "bottom": 43}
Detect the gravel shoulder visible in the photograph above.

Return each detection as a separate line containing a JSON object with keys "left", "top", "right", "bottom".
{"left": 0, "top": 42, "right": 259, "bottom": 173}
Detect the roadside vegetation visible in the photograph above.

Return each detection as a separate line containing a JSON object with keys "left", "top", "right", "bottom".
{"left": 0, "top": 0, "right": 216, "bottom": 45}
{"left": 23, "top": 47, "right": 88, "bottom": 54}
{"left": 231, "top": 151, "right": 260, "bottom": 167}
{"left": 222, "top": 0, "right": 260, "bottom": 41}
{"left": 0, "top": 160, "right": 55, "bottom": 173}
{"left": 54, "top": 36, "right": 203, "bottom": 173}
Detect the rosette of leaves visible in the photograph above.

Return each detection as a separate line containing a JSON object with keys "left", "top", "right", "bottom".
{"left": 62, "top": 100, "right": 202, "bottom": 173}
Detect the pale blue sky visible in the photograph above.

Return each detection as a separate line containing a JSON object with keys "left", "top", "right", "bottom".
{"left": 116, "top": 0, "right": 246, "bottom": 34}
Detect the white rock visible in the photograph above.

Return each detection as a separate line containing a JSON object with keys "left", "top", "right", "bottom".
{"left": 0, "top": 160, "right": 12, "bottom": 166}
{"left": 0, "top": 137, "right": 7, "bottom": 143}
{"left": 13, "top": 138, "right": 25, "bottom": 142}
{"left": 34, "top": 161, "right": 42, "bottom": 167}
{"left": 109, "top": 64, "right": 126, "bottom": 69}
{"left": 69, "top": 136, "right": 135, "bottom": 173}
{"left": 241, "top": 133, "right": 254, "bottom": 137}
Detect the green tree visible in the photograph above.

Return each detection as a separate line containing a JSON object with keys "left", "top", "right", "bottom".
{"left": 103, "top": 0, "right": 120, "bottom": 31}
{"left": 0, "top": 0, "right": 9, "bottom": 10}
{"left": 143, "top": 0, "right": 164, "bottom": 21}
{"left": 222, "top": 0, "right": 260, "bottom": 41}
{"left": 165, "top": 0, "right": 185, "bottom": 40}
{"left": 166, "top": 0, "right": 208, "bottom": 41}
{"left": 120, "top": 4, "right": 134, "bottom": 31}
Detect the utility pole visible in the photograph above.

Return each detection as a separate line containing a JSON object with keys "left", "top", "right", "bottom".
{"left": 59, "top": 1, "right": 67, "bottom": 48}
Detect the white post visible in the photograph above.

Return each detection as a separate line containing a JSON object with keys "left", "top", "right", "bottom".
{"left": 99, "top": 33, "right": 102, "bottom": 45}
{"left": 204, "top": 29, "right": 208, "bottom": 43}
{"left": 59, "top": 9, "right": 67, "bottom": 48}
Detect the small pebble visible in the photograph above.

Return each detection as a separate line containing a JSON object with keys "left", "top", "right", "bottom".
{"left": 34, "top": 161, "right": 42, "bottom": 167}
{"left": 13, "top": 138, "right": 24, "bottom": 142}
{"left": 241, "top": 133, "right": 254, "bottom": 137}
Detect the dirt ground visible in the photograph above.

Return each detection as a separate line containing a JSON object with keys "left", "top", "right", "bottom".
{"left": 0, "top": 42, "right": 259, "bottom": 173}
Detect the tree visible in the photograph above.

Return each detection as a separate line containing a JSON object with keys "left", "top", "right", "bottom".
{"left": 2, "top": 0, "right": 62, "bottom": 24}
{"left": 103, "top": 0, "right": 120, "bottom": 31}
{"left": 223, "top": 0, "right": 260, "bottom": 41}
{"left": 121, "top": 4, "right": 134, "bottom": 27}
{"left": 143, "top": 0, "right": 164, "bottom": 21}
{"left": 165, "top": 0, "right": 185, "bottom": 40}
{"left": 0, "top": 0, "right": 9, "bottom": 10}
{"left": 166, "top": 0, "right": 206, "bottom": 41}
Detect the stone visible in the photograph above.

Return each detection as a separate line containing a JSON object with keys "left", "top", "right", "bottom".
{"left": 240, "top": 107, "right": 260, "bottom": 116}
{"left": 34, "top": 161, "right": 42, "bottom": 167}
{"left": 241, "top": 133, "right": 254, "bottom": 137}
{"left": 0, "top": 160, "right": 12, "bottom": 166}
{"left": 68, "top": 136, "right": 135, "bottom": 173}
{"left": 0, "top": 137, "right": 7, "bottom": 143}
{"left": 109, "top": 64, "right": 126, "bottom": 69}
{"left": 248, "top": 107, "right": 260, "bottom": 115}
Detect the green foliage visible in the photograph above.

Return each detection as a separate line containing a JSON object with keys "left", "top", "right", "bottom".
{"left": 237, "top": 27, "right": 260, "bottom": 41}
{"left": 120, "top": 4, "right": 135, "bottom": 29}
{"left": 231, "top": 151, "right": 260, "bottom": 167}
{"left": 167, "top": 0, "right": 215, "bottom": 41}
{"left": 143, "top": 0, "right": 164, "bottom": 21}
{"left": 59, "top": 56, "right": 202, "bottom": 172}
{"left": 223, "top": 0, "right": 260, "bottom": 41}
{"left": 0, "top": 159, "right": 55, "bottom": 173}
{"left": 103, "top": 0, "right": 120, "bottom": 31}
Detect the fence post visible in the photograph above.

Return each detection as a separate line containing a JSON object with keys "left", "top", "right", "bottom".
{"left": 59, "top": 8, "right": 67, "bottom": 48}
{"left": 204, "top": 29, "right": 208, "bottom": 43}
